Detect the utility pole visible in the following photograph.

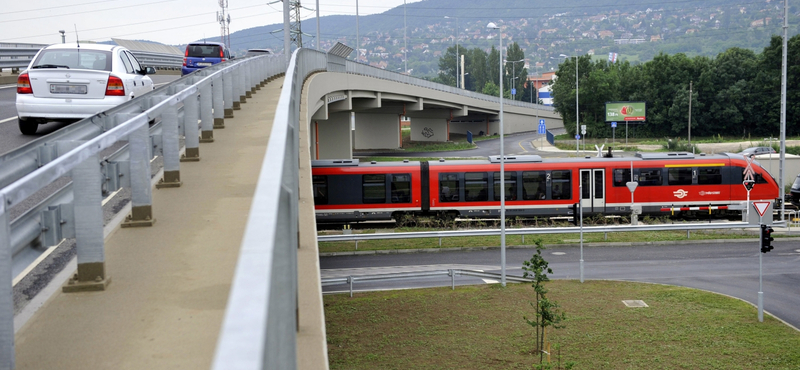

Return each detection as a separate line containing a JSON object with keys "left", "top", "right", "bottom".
{"left": 217, "top": 0, "right": 231, "bottom": 48}
{"left": 688, "top": 80, "right": 692, "bottom": 147}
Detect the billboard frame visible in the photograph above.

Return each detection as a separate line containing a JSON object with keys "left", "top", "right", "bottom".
{"left": 605, "top": 101, "right": 646, "bottom": 123}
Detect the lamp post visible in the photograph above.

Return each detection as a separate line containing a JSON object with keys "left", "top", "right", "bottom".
{"left": 445, "top": 16, "right": 459, "bottom": 88}
{"left": 487, "top": 21, "right": 506, "bottom": 287}
{"left": 560, "top": 54, "right": 579, "bottom": 155}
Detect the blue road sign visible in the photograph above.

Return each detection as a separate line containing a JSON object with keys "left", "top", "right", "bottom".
{"left": 538, "top": 123, "right": 546, "bottom": 134}
{"left": 539, "top": 119, "right": 545, "bottom": 125}
{"left": 611, "top": 121, "right": 617, "bottom": 128}
{"left": 575, "top": 134, "right": 581, "bottom": 140}
{"left": 511, "top": 88, "right": 516, "bottom": 95}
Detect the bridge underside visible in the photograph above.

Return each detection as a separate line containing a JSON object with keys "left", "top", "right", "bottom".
{"left": 304, "top": 72, "right": 562, "bottom": 160}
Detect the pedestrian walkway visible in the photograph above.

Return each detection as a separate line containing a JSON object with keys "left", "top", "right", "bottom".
{"left": 13, "top": 78, "right": 284, "bottom": 370}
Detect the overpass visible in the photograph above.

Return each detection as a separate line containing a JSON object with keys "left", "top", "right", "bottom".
{"left": 0, "top": 48, "right": 562, "bottom": 369}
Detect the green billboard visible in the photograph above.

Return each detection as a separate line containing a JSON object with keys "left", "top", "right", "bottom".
{"left": 605, "top": 102, "right": 646, "bottom": 122}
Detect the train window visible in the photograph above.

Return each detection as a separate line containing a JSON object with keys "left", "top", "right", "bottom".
{"left": 312, "top": 175, "right": 328, "bottom": 205}
{"left": 362, "top": 174, "right": 386, "bottom": 203}
{"left": 638, "top": 168, "right": 662, "bottom": 186}
{"left": 698, "top": 168, "right": 722, "bottom": 185}
{"left": 493, "top": 172, "right": 517, "bottom": 201}
{"left": 667, "top": 168, "right": 692, "bottom": 185}
{"left": 465, "top": 172, "right": 489, "bottom": 202}
{"left": 439, "top": 173, "right": 460, "bottom": 202}
{"left": 551, "top": 170, "right": 571, "bottom": 200}
{"left": 391, "top": 174, "right": 411, "bottom": 203}
{"left": 613, "top": 169, "right": 631, "bottom": 187}
{"left": 522, "top": 171, "right": 547, "bottom": 200}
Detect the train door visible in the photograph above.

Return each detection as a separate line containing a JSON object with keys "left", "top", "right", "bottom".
{"left": 580, "top": 169, "right": 606, "bottom": 212}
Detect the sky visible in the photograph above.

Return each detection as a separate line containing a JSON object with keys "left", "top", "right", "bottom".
{"left": 1, "top": 0, "right": 420, "bottom": 46}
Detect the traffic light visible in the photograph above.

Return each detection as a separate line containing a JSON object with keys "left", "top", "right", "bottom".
{"left": 760, "top": 224, "right": 774, "bottom": 253}
{"left": 571, "top": 203, "right": 579, "bottom": 226}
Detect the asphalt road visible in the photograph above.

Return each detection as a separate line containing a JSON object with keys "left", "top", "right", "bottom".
{"left": 321, "top": 239, "right": 800, "bottom": 330}
{"left": 0, "top": 75, "right": 179, "bottom": 156}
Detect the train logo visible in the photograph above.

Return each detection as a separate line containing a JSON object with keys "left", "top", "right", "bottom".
{"left": 673, "top": 189, "right": 688, "bottom": 199}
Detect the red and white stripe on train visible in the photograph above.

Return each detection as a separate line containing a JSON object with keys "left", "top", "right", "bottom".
{"left": 311, "top": 152, "right": 779, "bottom": 223}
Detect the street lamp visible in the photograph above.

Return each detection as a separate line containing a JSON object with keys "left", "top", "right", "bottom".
{"left": 445, "top": 16, "right": 459, "bottom": 88}
{"left": 505, "top": 59, "right": 524, "bottom": 99}
{"left": 487, "top": 21, "right": 506, "bottom": 287}
{"left": 559, "top": 54, "right": 579, "bottom": 156}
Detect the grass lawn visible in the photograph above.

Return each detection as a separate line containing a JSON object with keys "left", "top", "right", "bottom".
{"left": 325, "top": 281, "right": 800, "bottom": 369}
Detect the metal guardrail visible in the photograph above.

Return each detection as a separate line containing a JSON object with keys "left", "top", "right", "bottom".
{"left": 322, "top": 269, "right": 532, "bottom": 297}
{"left": 318, "top": 222, "right": 755, "bottom": 245}
{"left": 0, "top": 54, "right": 283, "bottom": 369}
{"left": 0, "top": 44, "right": 182, "bottom": 70}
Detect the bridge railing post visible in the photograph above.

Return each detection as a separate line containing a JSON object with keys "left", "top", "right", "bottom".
{"left": 199, "top": 83, "right": 214, "bottom": 143}
{"left": 122, "top": 116, "right": 156, "bottom": 227}
{"left": 223, "top": 70, "right": 234, "bottom": 118}
{"left": 63, "top": 143, "right": 110, "bottom": 292}
{"left": 244, "top": 61, "right": 253, "bottom": 98}
{"left": 157, "top": 101, "right": 182, "bottom": 188}
{"left": 0, "top": 195, "right": 15, "bottom": 369}
{"left": 212, "top": 75, "right": 225, "bottom": 129}
{"left": 182, "top": 86, "right": 201, "bottom": 162}
{"left": 236, "top": 63, "right": 247, "bottom": 106}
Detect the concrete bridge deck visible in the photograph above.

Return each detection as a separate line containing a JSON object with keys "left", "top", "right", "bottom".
{"left": 12, "top": 76, "right": 326, "bottom": 369}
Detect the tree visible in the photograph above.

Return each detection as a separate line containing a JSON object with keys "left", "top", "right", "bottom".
{"left": 467, "top": 48, "right": 489, "bottom": 92}
{"left": 522, "top": 243, "right": 566, "bottom": 365}
{"left": 488, "top": 46, "right": 500, "bottom": 87}
{"left": 505, "top": 42, "right": 528, "bottom": 101}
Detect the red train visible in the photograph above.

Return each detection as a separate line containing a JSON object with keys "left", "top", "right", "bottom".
{"left": 311, "top": 153, "right": 779, "bottom": 223}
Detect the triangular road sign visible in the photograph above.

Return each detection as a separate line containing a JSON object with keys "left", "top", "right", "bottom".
{"left": 753, "top": 201, "right": 771, "bottom": 217}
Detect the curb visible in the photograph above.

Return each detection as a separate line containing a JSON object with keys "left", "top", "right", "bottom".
{"left": 319, "top": 236, "right": 800, "bottom": 257}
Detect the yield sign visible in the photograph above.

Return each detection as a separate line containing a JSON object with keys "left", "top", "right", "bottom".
{"left": 753, "top": 201, "right": 771, "bottom": 217}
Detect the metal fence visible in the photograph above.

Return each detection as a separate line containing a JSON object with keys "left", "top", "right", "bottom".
{"left": 317, "top": 221, "right": 755, "bottom": 247}
{"left": 322, "top": 269, "right": 533, "bottom": 297}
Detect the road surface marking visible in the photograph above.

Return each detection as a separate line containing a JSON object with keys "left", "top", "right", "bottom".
{"left": 0, "top": 116, "right": 18, "bottom": 124}
{"left": 517, "top": 141, "right": 527, "bottom": 152}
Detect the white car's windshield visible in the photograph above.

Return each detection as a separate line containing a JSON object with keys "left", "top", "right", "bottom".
{"left": 32, "top": 49, "right": 112, "bottom": 71}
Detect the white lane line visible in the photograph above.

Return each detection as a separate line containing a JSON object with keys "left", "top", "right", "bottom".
{"left": 0, "top": 116, "right": 18, "bottom": 124}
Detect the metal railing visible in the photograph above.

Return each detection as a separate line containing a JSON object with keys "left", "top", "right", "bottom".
{"left": 318, "top": 221, "right": 756, "bottom": 246}
{"left": 322, "top": 269, "right": 532, "bottom": 297}
{"left": 0, "top": 54, "right": 283, "bottom": 369}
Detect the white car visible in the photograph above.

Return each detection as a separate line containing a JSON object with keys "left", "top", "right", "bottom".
{"left": 16, "top": 43, "right": 155, "bottom": 134}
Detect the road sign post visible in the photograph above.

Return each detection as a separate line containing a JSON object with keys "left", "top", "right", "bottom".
{"left": 611, "top": 121, "right": 617, "bottom": 144}
{"left": 753, "top": 200, "right": 771, "bottom": 322}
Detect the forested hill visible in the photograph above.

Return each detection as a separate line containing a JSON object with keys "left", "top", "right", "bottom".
{"left": 229, "top": 0, "right": 799, "bottom": 76}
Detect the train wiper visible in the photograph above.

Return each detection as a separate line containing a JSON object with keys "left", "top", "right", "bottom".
{"left": 31, "top": 64, "right": 70, "bottom": 69}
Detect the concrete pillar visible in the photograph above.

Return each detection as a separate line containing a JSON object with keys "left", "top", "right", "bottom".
{"left": 64, "top": 148, "right": 110, "bottom": 292}
{"left": 199, "top": 83, "right": 214, "bottom": 143}
{"left": 0, "top": 196, "right": 15, "bottom": 368}
{"left": 223, "top": 70, "right": 234, "bottom": 118}
{"left": 212, "top": 75, "right": 225, "bottom": 129}
{"left": 157, "top": 103, "right": 182, "bottom": 188}
{"left": 182, "top": 89, "right": 201, "bottom": 162}
{"left": 316, "top": 112, "right": 353, "bottom": 159}
{"left": 122, "top": 118, "right": 156, "bottom": 227}
{"left": 354, "top": 113, "right": 402, "bottom": 150}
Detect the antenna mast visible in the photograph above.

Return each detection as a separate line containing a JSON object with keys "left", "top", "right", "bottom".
{"left": 217, "top": 0, "right": 231, "bottom": 48}
{"left": 289, "top": 0, "right": 303, "bottom": 48}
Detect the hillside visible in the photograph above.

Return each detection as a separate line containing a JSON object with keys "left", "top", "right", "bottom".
{"left": 226, "top": 0, "right": 800, "bottom": 77}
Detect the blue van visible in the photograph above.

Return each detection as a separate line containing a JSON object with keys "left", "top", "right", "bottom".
{"left": 181, "top": 42, "right": 232, "bottom": 76}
